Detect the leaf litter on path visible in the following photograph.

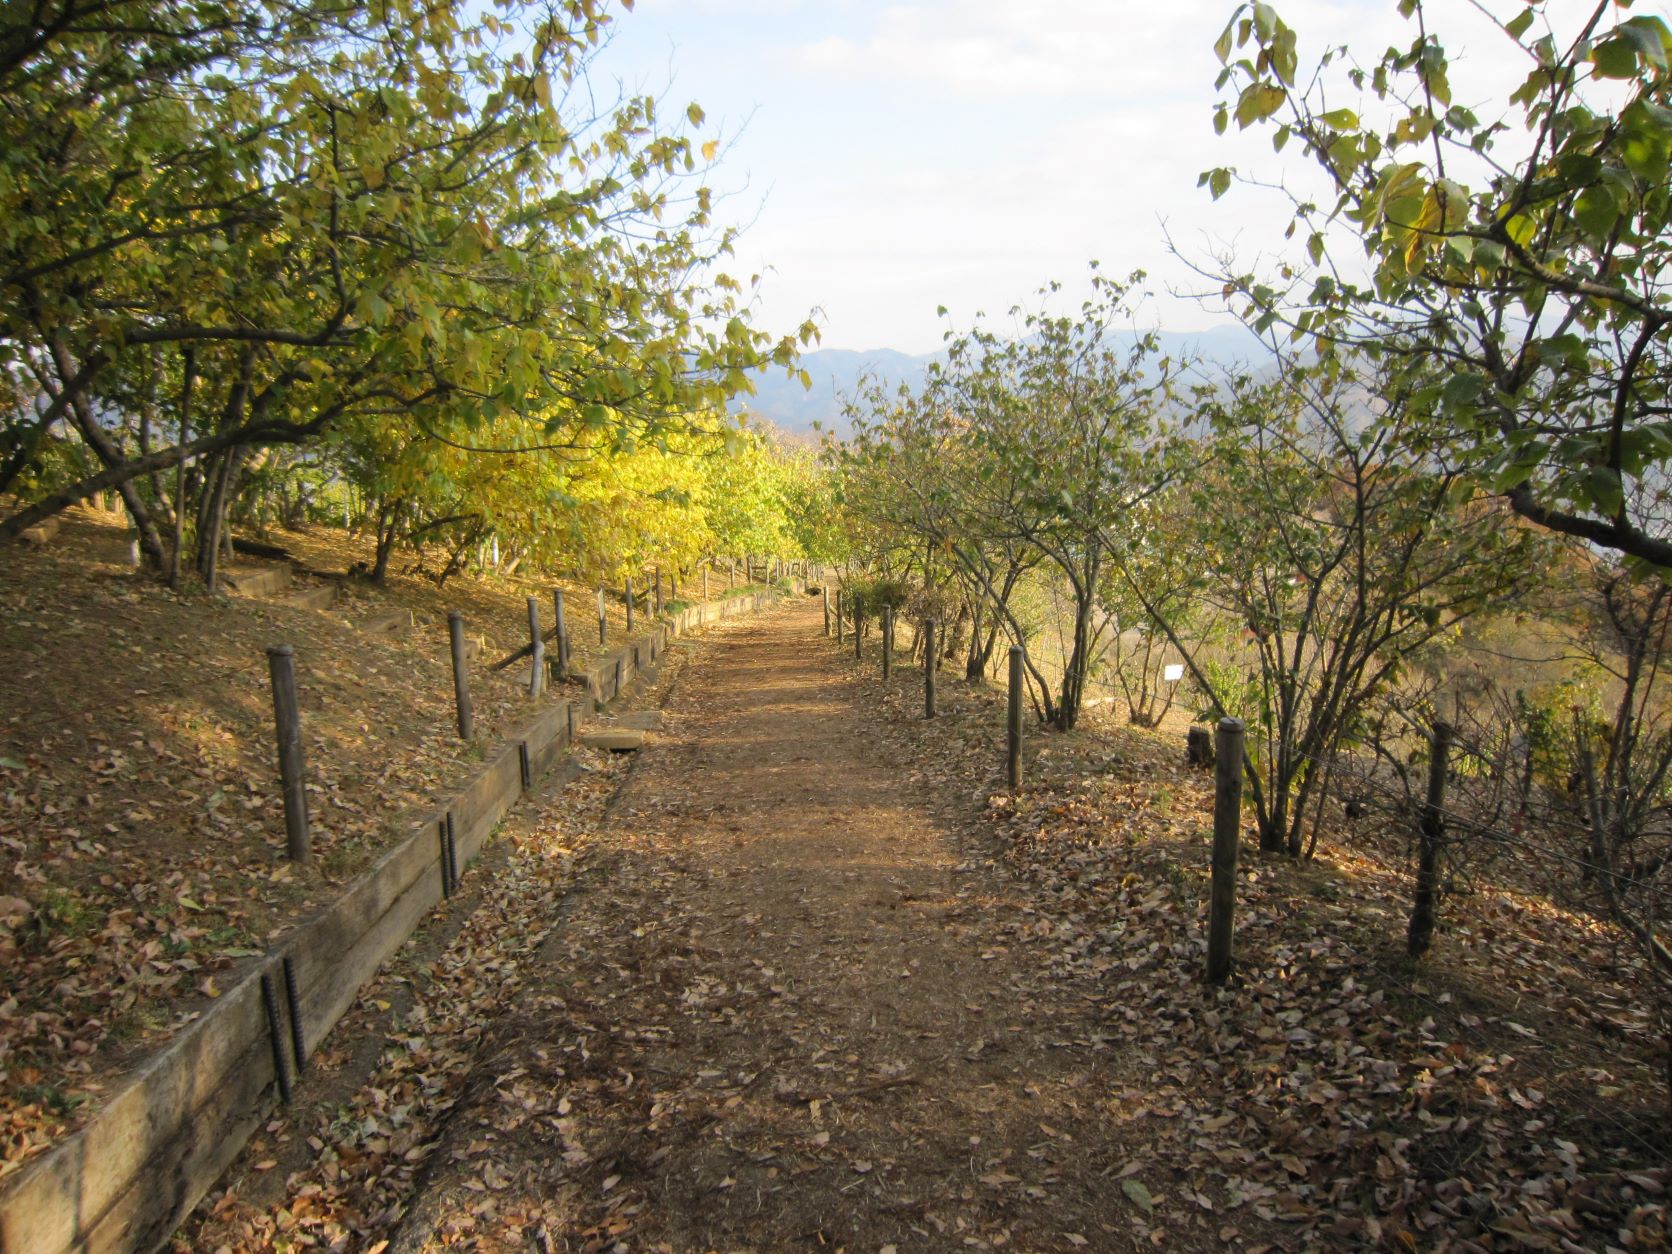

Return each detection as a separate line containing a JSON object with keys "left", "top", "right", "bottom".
{"left": 183, "top": 600, "right": 1668, "bottom": 1252}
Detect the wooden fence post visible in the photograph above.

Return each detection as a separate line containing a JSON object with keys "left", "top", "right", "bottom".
{"left": 447, "top": 611, "right": 473, "bottom": 740}
{"left": 526, "top": 597, "right": 544, "bottom": 698}
{"left": 882, "top": 606, "right": 893, "bottom": 679}
{"left": 1206, "top": 716, "right": 1246, "bottom": 985}
{"left": 853, "top": 592, "right": 862, "bottom": 660}
{"left": 1407, "top": 721, "right": 1452, "bottom": 958}
{"left": 625, "top": 576, "right": 634, "bottom": 634}
{"left": 923, "top": 619, "right": 937, "bottom": 719}
{"left": 703, "top": 566, "right": 709, "bottom": 602}
{"left": 653, "top": 565, "right": 662, "bottom": 616}
{"left": 265, "top": 645, "right": 311, "bottom": 865}
{"left": 552, "top": 589, "right": 569, "bottom": 673}
{"left": 823, "top": 583, "right": 831, "bottom": 636}
{"left": 835, "top": 589, "right": 845, "bottom": 642}
{"left": 1007, "top": 644, "right": 1024, "bottom": 790}
{"left": 597, "top": 586, "right": 607, "bottom": 646}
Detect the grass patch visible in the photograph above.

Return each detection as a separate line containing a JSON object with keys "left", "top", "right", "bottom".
{"left": 14, "top": 1083, "right": 89, "bottom": 1116}
{"left": 28, "top": 887, "right": 95, "bottom": 941}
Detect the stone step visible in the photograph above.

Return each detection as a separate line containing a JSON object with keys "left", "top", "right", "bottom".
{"left": 279, "top": 584, "right": 337, "bottom": 612}
{"left": 359, "top": 608, "right": 415, "bottom": 636}
{"left": 579, "top": 729, "right": 645, "bottom": 752}
{"left": 221, "top": 564, "right": 292, "bottom": 598}
{"left": 17, "top": 517, "right": 60, "bottom": 548}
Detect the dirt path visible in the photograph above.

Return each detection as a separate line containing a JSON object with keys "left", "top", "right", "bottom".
{"left": 386, "top": 599, "right": 1149, "bottom": 1252}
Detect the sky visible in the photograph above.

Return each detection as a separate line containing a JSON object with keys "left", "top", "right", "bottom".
{"left": 584, "top": 0, "right": 1605, "bottom": 354}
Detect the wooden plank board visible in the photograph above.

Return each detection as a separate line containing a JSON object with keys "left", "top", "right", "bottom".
{"left": 451, "top": 743, "right": 522, "bottom": 861}
{"left": 60, "top": 979, "right": 279, "bottom": 1254}
{"left": 584, "top": 634, "right": 651, "bottom": 707}
{"left": 524, "top": 701, "right": 573, "bottom": 783}
{"left": 0, "top": 967, "right": 271, "bottom": 1253}
{"left": 291, "top": 821, "right": 451, "bottom": 1060}
{"left": 284, "top": 814, "right": 445, "bottom": 1055}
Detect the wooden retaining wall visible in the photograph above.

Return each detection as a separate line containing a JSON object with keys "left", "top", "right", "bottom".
{"left": 0, "top": 588, "right": 782, "bottom": 1254}
{"left": 583, "top": 589, "right": 776, "bottom": 705}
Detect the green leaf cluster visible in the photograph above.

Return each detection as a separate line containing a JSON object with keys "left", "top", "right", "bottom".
{"left": 1203, "top": 0, "right": 1672, "bottom": 568}
{"left": 0, "top": 0, "right": 817, "bottom": 578}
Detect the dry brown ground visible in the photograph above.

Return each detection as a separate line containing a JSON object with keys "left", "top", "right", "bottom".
{"left": 0, "top": 506, "right": 751, "bottom": 1178}
{"left": 389, "top": 598, "right": 1176, "bottom": 1252}
{"left": 182, "top": 597, "right": 1668, "bottom": 1254}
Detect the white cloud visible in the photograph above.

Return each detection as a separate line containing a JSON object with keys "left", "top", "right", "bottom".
{"left": 598, "top": 0, "right": 1640, "bottom": 351}
{"left": 785, "top": 0, "right": 1226, "bottom": 99}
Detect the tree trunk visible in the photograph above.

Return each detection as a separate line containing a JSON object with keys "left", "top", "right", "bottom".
{"left": 196, "top": 445, "right": 249, "bottom": 592}
{"left": 964, "top": 598, "right": 999, "bottom": 681}
{"left": 1259, "top": 792, "right": 1288, "bottom": 854}
{"left": 371, "top": 501, "right": 402, "bottom": 584}
{"left": 138, "top": 404, "right": 170, "bottom": 528}
{"left": 170, "top": 350, "right": 194, "bottom": 589}
{"left": 49, "top": 341, "right": 168, "bottom": 570}
{"left": 1407, "top": 724, "right": 1452, "bottom": 957}
{"left": 436, "top": 527, "right": 481, "bottom": 588}
{"left": 1055, "top": 591, "right": 1095, "bottom": 732}
{"left": 942, "top": 600, "right": 970, "bottom": 670}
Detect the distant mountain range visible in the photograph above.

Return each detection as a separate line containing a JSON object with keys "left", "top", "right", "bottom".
{"left": 735, "top": 325, "right": 1269, "bottom": 439}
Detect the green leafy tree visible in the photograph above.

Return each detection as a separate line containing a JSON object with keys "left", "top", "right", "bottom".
{"left": 779, "top": 443, "right": 848, "bottom": 570}
{"left": 702, "top": 423, "right": 803, "bottom": 565}
{"left": 925, "top": 272, "right": 1182, "bottom": 728}
{"left": 0, "top": 0, "right": 809, "bottom": 583}
{"left": 1139, "top": 358, "right": 1540, "bottom": 856}
{"left": 1098, "top": 488, "right": 1203, "bottom": 727}
{"left": 837, "top": 375, "right": 1041, "bottom": 682}
{"left": 1206, "top": 0, "right": 1672, "bottom": 567}
{"left": 1559, "top": 566, "right": 1672, "bottom": 987}
{"left": 835, "top": 272, "right": 1180, "bottom": 721}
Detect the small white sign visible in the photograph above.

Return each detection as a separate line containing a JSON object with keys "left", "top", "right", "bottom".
{"left": 1163, "top": 663, "right": 1185, "bottom": 683}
